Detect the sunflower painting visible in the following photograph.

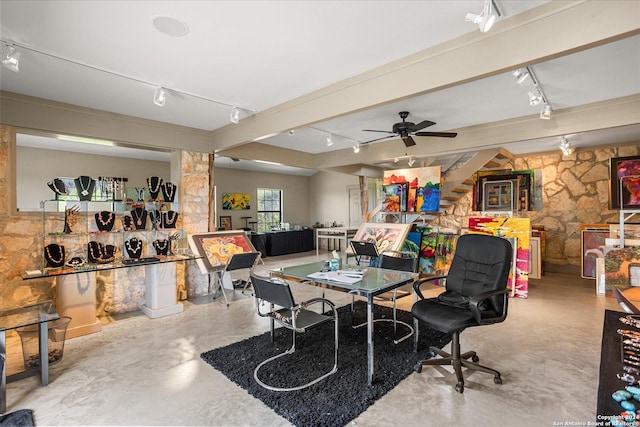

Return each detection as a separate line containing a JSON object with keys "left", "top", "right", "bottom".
{"left": 222, "top": 193, "right": 250, "bottom": 210}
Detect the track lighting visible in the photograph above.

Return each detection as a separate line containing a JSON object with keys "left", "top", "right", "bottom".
{"left": 1, "top": 43, "right": 20, "bottom": 72}
{"left": 540, "top": 104, "right": 552, "bottom": 120}
{"left": 353, "top": 144, "right": 360, "bottom": 154}
{"left": 407, "top": 157, "right": 415, "bottom": 167}
{"left": 288, "top": 129, "right": 295, "bottom": 136}
{"left": 229, "top": 106, "right": 240, "bottom": 124}
{"left": 513, "top": 68, "right": 529, "bottom": 85}
{"left": 465, "top": 0, "right": 499, "bottom": 33}
{"left": 326, "top": 133, "right": 333, "bottom": 146}
{"left": 528, "top": 90, "right": 542, "bottom": 107}
{"left": 393, "top": 158, "right": 399, "bottom": 164}
{"left": 559, "top": 137, "right": 574, "bottom": 156}
{"left": 153, "top": 86, "right": 166, "bottom": 107}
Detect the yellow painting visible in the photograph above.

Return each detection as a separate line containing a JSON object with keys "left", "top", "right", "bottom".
{"left": 222, "top": 193, "right": 250, "bottom": 210}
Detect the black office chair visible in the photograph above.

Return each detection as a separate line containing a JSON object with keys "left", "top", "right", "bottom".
{"left": 351, "top": 250, "right": 418, "bottom": 344}
{"left": 250, "top": 274, "right": 339, "bottom": 392}
{"left": 411, "top": 233, "right": 512, "bottom": 393}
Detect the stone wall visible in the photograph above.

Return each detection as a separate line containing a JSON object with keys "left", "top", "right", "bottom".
{"left": 435, "top": 142, "right": 640, "bottom": 274}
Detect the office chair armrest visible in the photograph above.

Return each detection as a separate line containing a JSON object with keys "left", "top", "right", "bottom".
{"left": 468, "top": 288, "right": 509, "bottom": 324}
{"left": 300, "top": 297, "right": 337, "bottom": 313}
{"left": 412, "top": 275, "right": 447, "bottom": 300}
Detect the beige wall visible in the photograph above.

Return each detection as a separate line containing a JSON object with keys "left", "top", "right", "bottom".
{"left": 213, "top": 167, "right": 311, "bottom": 230}
{"left": 17, "top": 146, "right": 170, "bottom": 211}
{"left": 309, "top": 170, "right": 359, "bottom": 228}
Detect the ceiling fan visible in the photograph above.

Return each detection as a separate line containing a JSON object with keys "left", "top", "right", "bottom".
{"left": 362, "top": 111, "right": 457, "bottom": 147}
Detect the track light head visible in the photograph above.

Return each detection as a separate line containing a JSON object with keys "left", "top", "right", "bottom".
{"left": 407, "top": 157, "right": 415, "bottom": 167}
{"left": 353, "top": 144, "right": 360, "bottom": 154}
{"left": 528, "top": 90, "right": 542, "bottom": 106}
{"left": 326, "top": 133, "right": 333, "bottom": 146}
{"left": 559, "top": 137, "right": 574, "bottom": 156}
{"left": 465, "top": 0, "right": 497, "bottom": 33}
{"left": 288, "top": 129, "right": 295, "bottom": 136}
{"left": 230, "top": 106, "right": 240, "bottom": 124}
{"left": 1, "top": 44, "right": 21, "bottom": 72}
{"left": 513, "top": 68, "right": 529, "bottom": 84}
{"left": 540, "top": 104, "right": 552, "bottom": 120}
{"left": 153, "top": 86, "right": 166, "bottom": 107}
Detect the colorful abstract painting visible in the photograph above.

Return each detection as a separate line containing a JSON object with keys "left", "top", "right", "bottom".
{"left": 581, "top": 228, "right": 609, "bottom": 279}
{"left": 609, "top": 156, "right": 640, "bottom": 209}
{"left": 468, "top": 217, "right": 530, "bottom": 298}
{"left": 189, "top": 231, "right": 256, "bottom": 272}
{"left": 222, "top": 193, "right": 251, "bottom": 210}
{"left": 383, "top": 166, "right": 441, "bottom": 213}
{"left": 382, "top": 183, "right": 408, "bottom": 212}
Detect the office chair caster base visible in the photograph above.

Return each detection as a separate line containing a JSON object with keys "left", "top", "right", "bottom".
{"left": 455, "top": 382, "right": 464, "bottom": 393}
{"left": 494, "top": 376, "right": 502, "bottom": 385}
{"left": 471, "top": 355, "right": 479, "bottom": 363}
{"left": 414, "top": 364, "right": 422, "bottom": 373}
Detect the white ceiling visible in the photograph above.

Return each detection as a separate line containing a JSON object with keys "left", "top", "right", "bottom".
{"left": 1, "top": 1, "right": 639, "bottom": 175}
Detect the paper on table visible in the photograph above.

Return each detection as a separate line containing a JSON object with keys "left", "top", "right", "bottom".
{"left": 307, "top": 271, "right": 362, "bottom": 284}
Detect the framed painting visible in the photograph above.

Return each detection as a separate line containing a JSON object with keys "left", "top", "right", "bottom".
{"left": 219, "top": 216, "right": 232, "bottom": 230}
{"left": 581, "top": 228, "right": 609, "bottom": 279}
{"left": 347, "top": 222, "right": 412, "bottom": 255}
{"left": 384, "top": 166, "right": 441, "bottom": 213}
{"left": 222, "top": 193, "right": 251, "bottom": 210}
{"left": 609, "top": 155, "right": 640, "bottom": 209}
{"left": 188, "top": 230, "right": 257, "bottom": 273}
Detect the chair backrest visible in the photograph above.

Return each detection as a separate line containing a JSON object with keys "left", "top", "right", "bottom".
{"left": 226, "top": 252, "right": 261, "bottom": 272}
{"left": 445, "top": 234, "right": 513, "bottom": 312}
{"left": 350, "top": 240, "right": 379, "bottom": 257}
{"left": 379, "top": 250, "right": 418, "bottom": 273}
{"left": 250, "top": 274, "right": 296, "bottom": 309}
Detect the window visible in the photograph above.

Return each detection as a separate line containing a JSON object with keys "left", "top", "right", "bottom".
{"left": 257, "top": 188, "right": 282, "bottom": 231}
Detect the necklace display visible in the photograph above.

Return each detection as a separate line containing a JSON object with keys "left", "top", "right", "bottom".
{"left": 153, "top": 239, "right": 170, "bottom": 256}
{"left": 122, "top": 215, "right": 134, "bottom": 231}
{"left": 149, "top": 209, "right": 162, "bottom": 230}
{"left": 125, "top": 238, "right": 143, "bottom": 259}
{"left": 161, "top": 182, "right": 177, "bottom": 202}
{"left": 131, "top": 207, "right": 147, "bottom": 230}
{"left": 65, "top": 257, "right": 85, "bottom": 268}
{"left": 47, "top": 178, "right": 68, "bottom": 197}
{"left": 147, "top": 176, "right": 163, "bottom": 201}
{"left": 75, "top": 175, "right": 95, "bottom": 201}
{"left": 135, "top": 187, "right": 145, "bottom": 202}
{"left": 87, "top": 241, "right": 116, "bottom": 263}
{"left": 44, "top": 243, "right": 65, "bottom": 268}
{"left": 161, "top": 210, "right": 179, "bottom": 229}
{"left": 95, "top": 211, "right": 115, "bottom": 232}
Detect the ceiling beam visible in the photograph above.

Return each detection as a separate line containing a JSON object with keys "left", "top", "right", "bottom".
{"left": 209, "top": 0, "right": 640, "bottom": 151}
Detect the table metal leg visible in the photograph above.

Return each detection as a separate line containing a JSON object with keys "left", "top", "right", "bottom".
{"left": 1, "top": 330, "right": 6, "bottom": 413}
{"left": 39, "top": 321, "right": 49, "bottom": 386}
{"left": 367, "top": 296, "right": 374, "bottom": 386}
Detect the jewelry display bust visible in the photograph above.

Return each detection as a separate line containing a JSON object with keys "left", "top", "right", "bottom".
{"left": 87, "top": 241, "right": 116, "bottom": 263}
{"left": 75, "top": 175, "right": 95, "bottom": 201}
{"left": 153, "top": 239, "right": 170, "bottom": 256}
{"left": 161, "top": 182, "right": 177, "bottom": 202}
{"left": 47, "top": 178, "right": 68, "bottom": 197}
{"left": 147, "top": 176, "right": 163, "bottom": 201}
{"left": 149, "top": 209, "right": 161, "bottom": 230}
{"left": 161, "top": 210, "right": 179, "bottom": 229}
{"left": 122, "top": 215, "right": 134, "bottom": 231}
{"left": 95, "top": 210, "right": 115, "bottom": 232}
{"left": 125, "top": 238, "right": 143, "bottom": 259}
{"left": 131, "top": 207, "right": 147, "bottom": 230}
{"left": 44, "top": 243, "right": 65, "bottom": 267}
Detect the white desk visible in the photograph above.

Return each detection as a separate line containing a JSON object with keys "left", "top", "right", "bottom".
{"left": 315, "top": 227, "right": 358, "bottom": 255}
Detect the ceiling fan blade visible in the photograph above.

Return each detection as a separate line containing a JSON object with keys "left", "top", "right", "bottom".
{"left": 409, "top": 120, "right": 436, "bottom": 132}
{"left": 414, "top": 131, "right": 458, "bottom": 138}
{"left": 361, "top": 135, "right": 395, "bottom": 145}
{"left": 362, "top": 129, "right": 395, "bottom": 134}
{"left": 402, "top": 136, "right": 416, "bottom": 147}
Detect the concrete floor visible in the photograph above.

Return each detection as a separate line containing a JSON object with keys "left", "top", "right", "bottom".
{"left": 3, "top": 250, "right": 619, "bottom": 426}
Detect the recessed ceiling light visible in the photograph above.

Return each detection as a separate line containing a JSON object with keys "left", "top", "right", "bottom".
{"left": 152, "top": 15, "right": 189, "bottom": 37}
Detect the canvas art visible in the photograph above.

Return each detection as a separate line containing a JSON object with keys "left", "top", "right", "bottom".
{"left": 222, "top": 193, "right": 251, "bottom": 210}
{"left": 603, "top": 246, "right": 640, "bottom": 295}
{"left": 383, "top": 166, "right": 441, "bottom": 213}
{"left": 189, "top": 231, "right": 257, "bottom": 273}
{"left": 468, "top": 217, "right": 531, "bottom": 298}
{"left": 382, "top": 183, "right": 408, "bottom": 212}
{"left": 348, "top": 222, "right": 412, "bottom": 256}
{"left": 609, "top": 156, "right": 640, "bottom": 209}
{"left": 581, "top": 227, "right": 609, "bottom": 279}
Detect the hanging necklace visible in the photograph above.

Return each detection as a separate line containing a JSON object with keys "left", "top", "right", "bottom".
{"left": 45, "top": 244, "right": 65, "bottom": 265}
{"left": 48, "top": 178, "right": 68, "bottom": 195}
{"left": 88, "top": 241, "right": 103, "bottom": 262}
{"left": 132, "top": 207, "right": 146, "bottom": 227}
{"left": 123, "top": 215, "right": 133, "bottom": 231}
{"left": 96, "top": 211, "right": 114, "bottom": 227}
{"left": 77, "top": 176, "right": 93, "bottom": 197}
{"left": 147, "top": 177, "right": 162, "bottom": 199}
{"left": 161, "top": 182, "right": 176, "bottom": 202}
{"left": 154, "top": 239, "right": 169, "bottom": 255}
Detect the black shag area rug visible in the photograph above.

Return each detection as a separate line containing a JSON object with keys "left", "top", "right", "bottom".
{"left": 200, "top": 301, "right": 451, "bottom": 427}
{"left": 0, "top": 409, "right": 35, "bottom": 426}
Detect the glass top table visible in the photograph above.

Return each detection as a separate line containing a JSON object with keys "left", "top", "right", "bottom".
{"left": 271, "top": 261, "right": 418, "bottom": 385}
{"left": 1, "top": 301, "right": 60, "bottom": 413}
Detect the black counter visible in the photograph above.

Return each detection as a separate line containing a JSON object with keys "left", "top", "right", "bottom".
{"left": 597, "top": 309, "right": 628, "bottom": 421}
{"left": 264, "top": 229, "right": 314, "bottom": 256}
